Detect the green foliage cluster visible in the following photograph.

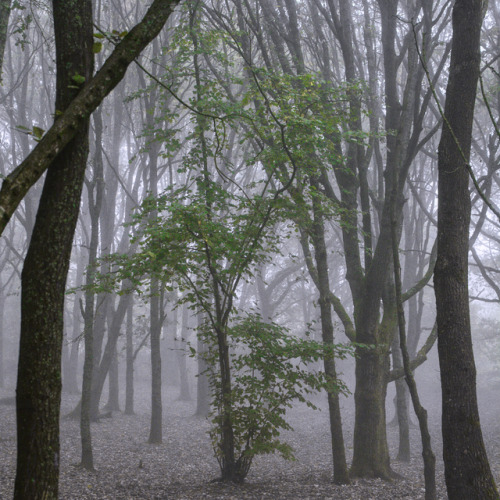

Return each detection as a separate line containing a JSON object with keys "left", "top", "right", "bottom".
{"left": 196, "top": 314, "right": 354, "bottom": 481}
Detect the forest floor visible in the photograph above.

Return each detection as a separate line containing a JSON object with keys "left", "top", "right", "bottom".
{"left": 1, "top": 383, "right": 500, "bottom": 499}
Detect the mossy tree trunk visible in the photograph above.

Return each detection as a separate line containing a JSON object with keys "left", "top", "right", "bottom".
{"left": 14, "top": 0, "right": 94, "bottom": 497}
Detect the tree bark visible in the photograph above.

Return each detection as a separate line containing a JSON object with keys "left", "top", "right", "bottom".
{"left": 14, "top": 0, "right": 94, "bottom": 496}
{"left": 434, "top": 1, "right": 498, "bottom": 498}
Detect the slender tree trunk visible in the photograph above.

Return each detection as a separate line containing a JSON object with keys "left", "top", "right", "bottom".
{"left": 105, "top": 346, "right": 120, "bottom": 412}
{"left": 80, "top": 108, "right": 105, "bottom": 471}
{"left": 147, "top": 124, "right": 163, "bottom": 443}
{"left": 63, "top": 253, "right": 84, "bottom": 395}
{"left": 434, "top": 1, "right": 498, "bottom": 498}
{"left": 14, "top": 0, "right": 93, "bottom": 496}
{"left": 148, "top": 281, "right": 163, "bottom": 443}
{"left": 217, "top": 325, "right": 236, "bottom": 481}
{"left": 66, "top": 287, "right": 82, "bottom": 394}
{"left": 176, "top": 304, "right": 191, "bottom": 401}
{"left": 391, "top": 333, "right": 410, "bottom": 462}
{"left": 125, "top": 300, "right": 135, "bottom": 415}
{"left": 90, "top": 295, "right": 108, "bottom": 418}
{"left": 196, "top": 313, "right": 210, "bottom": 417}
{"left": 310, "top": 179, "right": 350, "bottom": 485}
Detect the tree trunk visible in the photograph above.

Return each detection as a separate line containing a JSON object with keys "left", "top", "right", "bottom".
{"left": 196, "top": 313, "right": 210, "bottom": 417}
{"left": 217, "top": 326, "right": 236, "bottom": 481}
{"left": 125, "top": 301, "right": 135, "bottom": 415}
{"left": 434, "top": 1, "right": 498, "bottom": 498}
{"left": 310, "top": 179, "right": 349, "bottom": 485}
{"left": 148, "top": 281, "right": 163, "bottom": 444}
{"left": 105, "top": 346, "right": 120, "bottom": 412}
{"left": 80, "top": 108, "right": 105, "bottom": 471}
{"left": 391, "top": 333, "right": 410, "bottom": 462}
{"left": 350, "top": 343, "right": 392, "bottom": 479}
{"left": 65, "top": 287, "right": 82, "bottom": 394}
{"left": 176, "top": 304, "right": 191, "bottom": 401}
{"left": 0, "top": 0, "right": 10, "bottom": 81}
{"left": 14, "top": 0, "right": 93, "bottom": 496}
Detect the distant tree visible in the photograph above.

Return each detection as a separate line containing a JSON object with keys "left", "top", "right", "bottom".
{"left": 434, "top": 0, "right": 499, "bottom": 498}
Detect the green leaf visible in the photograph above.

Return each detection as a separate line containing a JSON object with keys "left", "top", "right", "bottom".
{"left": 71, "top": 73, "right": 86, "bottom": 85}
{"left": 92, "top": 42, "right": 103, "bottom": 54}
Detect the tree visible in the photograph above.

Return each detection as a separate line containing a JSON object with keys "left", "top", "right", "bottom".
{"left": 12, "top": 0, "right": 181, "bottom": 496}
{"left": 434, "top": 0, "right": 499, "bottom": 498}
{"left": 107, "top": 181, "right": 354, "bottom": 482}
{"left": 14, "top": 0, "right": 94, "bottom": 496}
{"left": 79, "top": 110, "right": 105, "bottom": 471}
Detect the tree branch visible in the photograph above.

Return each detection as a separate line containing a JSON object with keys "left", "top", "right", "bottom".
{"left": 0, "top": 0, "right": 180, "bottom": 235}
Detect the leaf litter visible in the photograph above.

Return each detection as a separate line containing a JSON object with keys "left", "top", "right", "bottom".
{"left": 1, "top": 383, "right": 498, "bottom": 499}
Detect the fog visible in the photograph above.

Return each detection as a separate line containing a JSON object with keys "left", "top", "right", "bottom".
{"left": 1, "top": 0, "right": 500, "bottom": 498}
